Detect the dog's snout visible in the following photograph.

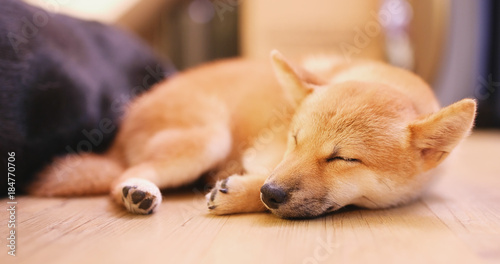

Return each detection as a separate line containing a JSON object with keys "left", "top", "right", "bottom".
{"left": 260, "top": 183, "right": 287, "bottom": 209}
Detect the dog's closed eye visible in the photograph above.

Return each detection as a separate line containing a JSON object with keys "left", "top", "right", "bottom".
{"left": 325, "top": 156, "right": 360, "bottom": 163}
{"left": 326, "top": 147, "right": 361, "bottom": 163}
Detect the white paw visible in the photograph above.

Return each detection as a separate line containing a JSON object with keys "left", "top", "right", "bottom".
{"left": 120, "top": 179, "right": 162, "bottom": 214}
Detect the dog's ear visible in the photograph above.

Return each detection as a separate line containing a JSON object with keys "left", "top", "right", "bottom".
{"left": 270, "top": 50, "right": 325, "bottom": 106}
{"left": 408, "top": 99, "right": 476, "bottom": 171}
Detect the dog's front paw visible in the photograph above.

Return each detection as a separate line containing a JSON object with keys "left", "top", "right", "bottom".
{"left": 206, "top": 174, "right": 267, "bottom": 215}
{"left": 119, "top": 179, "right": 162, "bottom": 215}
{"left": 206, "top": 178, "right": 231, "bottom": 214}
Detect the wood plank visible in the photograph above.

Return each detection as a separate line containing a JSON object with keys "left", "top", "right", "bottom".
{"left": 1, "top": 131, "right": 499, "bottom": 264}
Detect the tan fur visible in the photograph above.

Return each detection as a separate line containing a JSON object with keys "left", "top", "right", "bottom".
{"left": 30, "top": 50, "right": 476, "bottom": 218}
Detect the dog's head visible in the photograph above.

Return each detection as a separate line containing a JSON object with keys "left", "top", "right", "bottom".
{"left": 261, "top": 50, "right": 477, "bottom": 218}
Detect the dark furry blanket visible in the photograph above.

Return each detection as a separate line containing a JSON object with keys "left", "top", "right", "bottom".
{"left": 0, "top": 0, "right": 176, "bottom": 195}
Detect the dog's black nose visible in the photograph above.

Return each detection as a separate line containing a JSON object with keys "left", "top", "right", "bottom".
{"left": 260, "top": 183, "right": 287, "bottom": 209}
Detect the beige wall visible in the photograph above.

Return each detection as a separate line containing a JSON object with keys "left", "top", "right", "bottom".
{"left": 240, "top": 0, "right": 385, "bottom": 61}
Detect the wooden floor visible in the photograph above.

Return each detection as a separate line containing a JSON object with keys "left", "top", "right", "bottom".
{"left": 2, "top": 131, "right": 500, "bottom": 264}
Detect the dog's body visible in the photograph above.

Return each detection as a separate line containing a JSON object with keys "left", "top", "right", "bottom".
{"left": 30, "top": 51, "right": 476, "bottom": 218}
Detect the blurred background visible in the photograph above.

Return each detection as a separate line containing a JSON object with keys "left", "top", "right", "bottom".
{"left": 24, "top": 0, "right": 500, "bottom": 127}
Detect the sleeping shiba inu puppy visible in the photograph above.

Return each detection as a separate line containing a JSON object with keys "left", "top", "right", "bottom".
{"left": 29, "top": 50, "right": 476, "bottom": 218}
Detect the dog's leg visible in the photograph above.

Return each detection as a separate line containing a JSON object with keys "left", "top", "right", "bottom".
{"left": 111, "top": 125, "right": 232, "bottom": 214}
{"left": 206, "top": 129, "right": 288, "bottom": 215}
{"left": 206, "top": 173, "right": 268, "bottom": 215}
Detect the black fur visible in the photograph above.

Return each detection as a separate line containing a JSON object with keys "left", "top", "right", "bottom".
{"left": 0, "top": 0, "right": 176, "bottom": 195}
